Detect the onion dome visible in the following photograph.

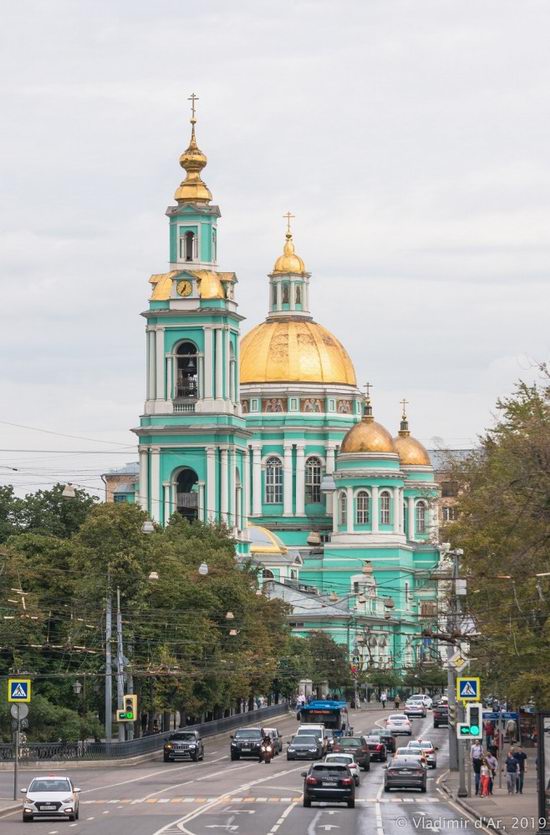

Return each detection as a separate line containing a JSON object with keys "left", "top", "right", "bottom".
{"left": 272, "top": 232, "right": 307, "bottom": 274}
{"left": 393, "top": 402, "right": 431, "bottom": 466}
{"left": 340, "top": 395, "right": 397, "bottom": 454}
{"left": 174, "top": 94, "right": 212, "bottom": 204}
{"left": 240, "top": 319, "right": 356, "bottom": 385}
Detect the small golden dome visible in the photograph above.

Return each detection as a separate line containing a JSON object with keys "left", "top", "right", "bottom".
{"left": 240, "top": 320, "right": 356, "bottom": 385}
{"left": 393, "top": 407, "right": 431, "bottom": 466}
{"left": 174, "top": 103, "right": 212, "bottom": 204}
{"left": 273, "top": 233, "right": 306, "bottom": 274}
{"left": 340, "top": 411, "right": 397, "bottom": 455}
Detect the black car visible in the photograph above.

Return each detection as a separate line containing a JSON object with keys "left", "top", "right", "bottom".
{"left": 302, "top": 762, "right": 355, "bottom": 808}
{"left": 164, "top": 730, "right": 204, "bottom": 762}
{"left": 287, "top": 733, "right": 323, "bottom": 760}
{"left": 384, "top": 756, "right": 427, "bottom": 793}
{"left": 433, "top": 704, "right": 449, "bottom": 728}
{"left": 364, "top": 734, "right": 387, "bottom": 762}
{"left": 230, "top": 728, "right": 262, "bottom": 760}
{"left": 331, "top": 736, "right": 371, "bottom": 771}
{"left": 367, "top": 728, "right": 397, "bottom": 754}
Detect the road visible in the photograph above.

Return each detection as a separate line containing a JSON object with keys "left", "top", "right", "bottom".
{"left": 0, "top": 708, "right": 488, "bottom": 834}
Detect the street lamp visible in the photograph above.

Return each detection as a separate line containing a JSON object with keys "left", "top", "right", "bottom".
{"left": 141, "top": 520, "right": 155, "bottom": 534}
{"left": 148, "top": 571, "right": 159, "bottom": 582}
{"left": 198, "top": 562, "right": 209, "bottom": 576}
{"left": 72, "top": 680, "right": 83, "bottom": 696}
{"left": 225, "top": 611, "right": 235, "bottom": 620}
{"left": 62, "top": 483, "right": 76, "bottom": 499}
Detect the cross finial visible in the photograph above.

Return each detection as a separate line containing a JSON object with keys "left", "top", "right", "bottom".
{"left": 364, "top": 382, "right": 373, "bottom": 399}
{"left": 283, "top": 211, "right": 295, "bottom": 235}
{"left": 400, "top": 397, "right": 408, "bottom": 418}
{"left": 188, "top": 92, "right": 199, "bottom": 124}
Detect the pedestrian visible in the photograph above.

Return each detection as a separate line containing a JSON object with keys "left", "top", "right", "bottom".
{"left": 480, "top": 758, "right": 491, "bottom": 797}
{"left": 513, "top": 745, "right": 528, "bottom": 794}
{"left": 381, "top": 690, "right": 387, "bottom": 709}
{"left": 471, "top": 741, "right": 483, "bottom": 795}
{"left": 394, "top": 693, "right": 401, "bottom": 710}
{"left": 486, "top": 751, "right": 498, "bottom": 795}
{"left": 484, "top": 719, "right": 495, "bottom": 748}
{"left": 504, "top": 750, "right": 519, "bottom": 795}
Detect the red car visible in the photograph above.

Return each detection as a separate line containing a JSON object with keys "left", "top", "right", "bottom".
{"left": 364, "top": 734, "right": 387, "bottom": 762}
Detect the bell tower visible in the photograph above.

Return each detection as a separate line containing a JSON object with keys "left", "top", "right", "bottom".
{"left": 132, "top": 96, "right": 251, "bottom": 532}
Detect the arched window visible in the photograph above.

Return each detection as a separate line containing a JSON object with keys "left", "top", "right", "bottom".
{"left": 175, "top": 341, "right": 198, "bottom": 399}
{"left": 184, "top": 230, "right": 195, "bottom": 261}
{"left": 295, "top": 285, "right": 301, "bottom": 305}
{"left": 282, "top": 283, "right": 289, "bottom": 303}
{"left": 356, "top": 490, "right": 370, "bottom": 525}
{"left": 176, "top": 468, "right": 199, "bottom": 520}
{"left": 338, "top": 492, "right": 347, "bottom": 526}
{"left": 305, "top": 457, "right": 322, "bottom": 504}
{"left": 416, "top": 500, "right": 427, "bottom": 534}
{"left": 379, "top": 490, "right": 391, "bottom": 526}
{"left": 265, "top": 457, "right": 283, "bottom": 504}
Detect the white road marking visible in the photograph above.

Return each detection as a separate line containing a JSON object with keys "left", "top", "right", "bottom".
{"left": 269, "top": 800, "right": 297, "bottom": 834}
{"left": 86, "top": 816, "right": 95, "bottom": 820}
{"left": 81, "top": 753, "right": 228, "bottom": 795}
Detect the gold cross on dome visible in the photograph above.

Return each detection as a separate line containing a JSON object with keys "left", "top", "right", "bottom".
{"left": 364, "top": 382, "right": 373, "bottom": 399}
{"left": 400, "top": 397, "right": 409, "bottom": 417}
{"left": 188, "top": 92, "right": 199, "bottom": 123}
{"left": 283, "top": 211, "right": 295, "bottom": 234}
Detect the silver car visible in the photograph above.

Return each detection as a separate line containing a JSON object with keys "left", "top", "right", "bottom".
{"left": 22, "top": 776, "right": 80, "bottom": 822}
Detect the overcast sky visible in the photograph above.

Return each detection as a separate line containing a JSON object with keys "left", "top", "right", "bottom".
{"left": 1, "top": 0, "right": 549, "bottom": 497}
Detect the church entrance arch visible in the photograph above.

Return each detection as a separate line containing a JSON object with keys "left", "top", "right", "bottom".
{"left": 175, "top": 467, "right": 199, "bottom": 520}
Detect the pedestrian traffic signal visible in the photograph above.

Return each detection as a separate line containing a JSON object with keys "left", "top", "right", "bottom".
{"left": 117, "top": 694, "right": 137, "bottom": 722}
{"left": 457, "top": 702, "right": 483, "bottom": 738}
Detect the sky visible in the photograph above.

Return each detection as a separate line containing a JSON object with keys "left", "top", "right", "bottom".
{"left": 1, "top": 0, "right": 549, "bottom": 497}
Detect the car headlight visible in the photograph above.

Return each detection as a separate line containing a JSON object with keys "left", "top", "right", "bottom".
{"left": 308, "top": 748, "right": 317, "bottom": 752}
{"left": 165, "top": 743, "right": 173, "bottom": 749}
{"left": 288, "top": 747, "right": 295, "bottom": 752}
{"left": 189, "top": 743, "right": 196, "bottom": 748}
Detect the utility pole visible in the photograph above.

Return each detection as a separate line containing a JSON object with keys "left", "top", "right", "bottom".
{"left": 447, "top": 549, "right": 460, "bottom": 771}
{"left": 116, "top": 587, "right": 125, "bottom": 742}
{"left": 105, "top": 572, "right": 112, "bottom": 748}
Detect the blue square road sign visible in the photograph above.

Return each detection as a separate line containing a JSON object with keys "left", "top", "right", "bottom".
{"left": 456, "top": 676, "right": 480, "bottom": 701}
{"left": 8, "top": 678, "right": 31, "bottom": 703}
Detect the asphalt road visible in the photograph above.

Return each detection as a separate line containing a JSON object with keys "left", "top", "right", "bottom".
{"left": 0, "top": 708, "right": 489, "bottom": 834}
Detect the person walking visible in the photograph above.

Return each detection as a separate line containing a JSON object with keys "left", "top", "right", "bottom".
{"left": 480, "top": 758, "right": 491, "bottom": 797}
{"left": 504, "top": 750, "right": 519, "bottom": 795}
{"left": 394, "top": 693, "right": 401, "bottom": 710}
{"left": 380, "top": 690, "right": 387, "bottom": 709}
{"left": 484, "top": 719, "right": 495, "bottom": 748}
{"left": 471, "top": 741, "right": 483, "bottom": 795}
{"left": 513, "top": 745, "right": 527, "bottom": 794}
{"left": 486, "top": 751, "right": 498, "bottom": 795}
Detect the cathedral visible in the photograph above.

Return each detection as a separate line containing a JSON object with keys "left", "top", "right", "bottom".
{"left": 124, "top": 101, "right": 441, "bottom": 674}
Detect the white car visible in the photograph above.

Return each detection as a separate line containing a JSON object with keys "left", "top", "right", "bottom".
{"left": 386, "top": 713, "right": 412, "bottom": 735}
{"left": 406, "top": 739, "right": 438, "bottom": 768}
{"left": 324, "top": 752, "right": 361, "bottom": 786}
{"left": 22, "top": 775, "right": 80, "bottom": 822}
{"left": 413, "top": 693, "right": 433, "bottom": 709}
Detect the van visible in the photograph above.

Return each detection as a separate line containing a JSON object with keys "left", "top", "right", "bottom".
{"left": 297, "top": 724, "right": 328, "bottom": 752}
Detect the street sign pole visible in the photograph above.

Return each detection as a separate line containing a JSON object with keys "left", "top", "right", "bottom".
{"left": 9, "top": 696, "right": 29, "bottom": 800}
{"left": 457, "top": 706, "right": 467, "bottom": 797}
{"left": 13, "top": 720, "right": 18, "bottom": 801}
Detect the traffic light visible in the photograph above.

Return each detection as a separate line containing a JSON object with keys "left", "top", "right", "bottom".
{"left": 116, "top": 694, "right": 137, "bottom": 722}
{"left": 456, "top": 702, "right": 483, "bottom": 739}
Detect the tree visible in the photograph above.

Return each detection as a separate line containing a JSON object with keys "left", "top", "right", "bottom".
{"left": 447, "top": 375, "right": 550, "bottom": 707}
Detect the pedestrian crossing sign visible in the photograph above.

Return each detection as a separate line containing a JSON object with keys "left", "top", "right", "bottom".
{"left": 8, "top": 678, "right": 31, "bottom": 703}
{"left": 456, "top": 676, "right": 480, "bottom": 702}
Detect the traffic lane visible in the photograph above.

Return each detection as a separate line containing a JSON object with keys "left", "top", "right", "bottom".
{"left": 378, "top": 795, "right": 481, "bottom": 834}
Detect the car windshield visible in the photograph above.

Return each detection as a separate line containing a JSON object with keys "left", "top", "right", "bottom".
{"left": 389, "top": 715, "right": 407, "bottom": 721}
{"left": 337, "top": 737, "right": 361, "bottom": 747}
{"left": 413, "top": 741, "right": 433, "bottom": 749}
{"left": 326, "top": 755, "right": 354, "bottom": 764}
{"left": 29, "top": 779, "right": 71, "bottom": 793}
{"left": 294, "top": 735, "right": 317, "bottom": 743}
{"left": 264, "top": 729, "right": 277, "bottom": 736}
{"left": 170, "top": 732, "right": 196, "bottom": 741}
{"left": 235, "top": 729, "right": 261, "bottom": 739}
{"left": 366, "top": 736, "right": 380, "bottom": 742}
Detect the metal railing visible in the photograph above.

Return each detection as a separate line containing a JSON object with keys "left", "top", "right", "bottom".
{"left": 0, "top": 703, "right": 288, "bottom": 763}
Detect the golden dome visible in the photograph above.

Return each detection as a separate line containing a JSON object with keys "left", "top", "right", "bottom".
{"left": 340, "top": 399, "right": 396, "bottom": 454}
{"left": 174, "top": 101, "right": 212, "bottom": 204}
{"left": 393, "top": 409, "right": 431, "bottom": 466}
{"left": 240, "top": 320, "right": 356, "bottom": 385}
{"left": 272, "top": 233, "right": 306, "bottom": 274}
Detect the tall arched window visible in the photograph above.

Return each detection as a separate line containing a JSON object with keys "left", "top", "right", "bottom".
{"left": 229, "top": 343, "right": 236, "bottom": 402}
{"left": 356, "top": 490, "right": 370, "bottom": 525}
{"left": 305, "top": 457, "right": 322, "bottom": 504}
{"left": 175, "top": 341, "right": 198, "bottom": 399}
{"left": 295, "top": 285, "right": 301, "bottom": 305}
{"left": 184, "top": 230, "right": 195, "bottom": 261}
{"left": 338, "top": 492, "right": 347, "bottom": 526}
{"left": 416, "top": 500, "right": 427, "bottom": 534}
{"left": 265, "top": 457, "right": 283, "bottom": 504}
{"left": 379, "top": 490, "right": 391, "bottom": 526}
{"left": 282, "top": 283, "right": 289, "bottom": 303}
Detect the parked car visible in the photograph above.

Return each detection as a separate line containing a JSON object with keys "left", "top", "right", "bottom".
{"left": 433, "top": 704, "right": 449, "bottom": 728}
{"left": 230, "top": 728, "right": 262, "bottom": 760}
{"left": 384, "top": 756, "right": 427, "bottom": 793}
{"left": 164, "top": 730, "right": 204, "bottom": 762}
{"left": 22, "top": 776, "right": 81, "bottom": 823}
{"left": 385, "top": 713, "right": 412, "bottom": 735}
{"left": 263, "top": 727, "right": 283, "bottom": 755}
{"left": 331, "top": 735, "right": 371, "bottom": 771}
{"left": 364, "top": 735, "right": 387, "bottom": 762}
{"left": 324, "top": 753, "right": 361, "bottom": 786}
{"left": 302, "top": 762, "right": 356, "bottom": 808}
{"left": 406, "top": 739, "right": 438, "bottom": 769}
{"left": 367, "top": 727, "right": 396, "bottom": 753}
{"left": 286, "top": 733, "right": 323, "bottom": 760}
{"left": 404, "top": 700, "right": 427, "bottom": 719}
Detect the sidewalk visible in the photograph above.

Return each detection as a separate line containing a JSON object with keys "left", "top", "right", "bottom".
{"left": 0, "top": 798, "right": 20, "bottom": 817}
{"left": 441, "top": 765, "right": 538, "bottom": 833}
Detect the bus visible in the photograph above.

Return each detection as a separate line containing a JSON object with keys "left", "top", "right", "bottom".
{"left": 298, "top": 700, "right": 350, "bottom": 735}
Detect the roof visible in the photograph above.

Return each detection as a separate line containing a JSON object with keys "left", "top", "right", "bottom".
{"left": 103, "top": 462, "right": 140, "bottom": 477}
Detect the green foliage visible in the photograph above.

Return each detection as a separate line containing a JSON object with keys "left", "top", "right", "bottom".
{"left": 365, "top": 670, "right": 402, "bottom": 689}
{"left": 0, "top": 484, "right": 96, "bottom": 544}
{"left": 447, "top": 374, "right": 550, "bottom": 707}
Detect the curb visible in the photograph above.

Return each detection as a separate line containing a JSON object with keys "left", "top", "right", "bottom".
{"left": 0, "top": 802, "right": 21, "bottom": 818}
{"left": 439, "top": 775, "right": 504, "bottom": 833}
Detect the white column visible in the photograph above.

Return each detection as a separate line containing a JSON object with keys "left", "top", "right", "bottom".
{"left": 225, "top": 329, "right": 231, "bottom": 401}
{"left": 138, "top": 448, "right": 148, "bottom": 512}
{"left": 155, "top": 329, "right": 164, "bottom": 400}
{"left": 162, "top": 481, "right": 170, "bottom": 525}
{"left": 346, "top": 486, "right": 354, "bottom": 533}
{"left": 283, "top": 442, "right": 293, "bottom": 516}
{"left": 206, "top": 447, "right": 216, "bottom": 522}
{"left": 227, "top": 448, "right": 234, "bottom": 529}
{"left": 166, "top": 355, "right": 174, "bottom": 401}
{"left": 276, "top": 281, "right": 282, "bottom": 310}
{"left": 290, "top": 280, "right": 296, "bottom": 310}
{"left": 371, "top": 485, "right": 379, "bottom": 533}
{"left": 147, "top": 331, "right": 155, "bottom": 400}
{"left": 407, "top": 496, "right": 415, "bottom": 540}
{"left": 393, "top": 486, "right": 400, "bottom": 533}
{"left": 252, "top": 444, "right": 262, "bottom": 515}
{"left": 295, "top": 443, "right": 305, "bottom": 516}
{"left": 204, "top": 328, "right": 213, "bottom": 398}
{"left": 243, "top": 449, "right": 250, "bottom": 521}
{"left": 215, "top": 328, "right": 223, "bottom": 400}
{"left": 399, "top": 490, "right": 404, "bottom": 533}
{"left": 220, "top": 448, "right": 229, "bottom": 524}
{"left": 150, "top": 449, "right": 160, "bottom": 522}
{"left": 197, "top": 355, "right": 204, "bottom": 400}
{"left": 198, "top": 482, "right": 206, "bottom": 523}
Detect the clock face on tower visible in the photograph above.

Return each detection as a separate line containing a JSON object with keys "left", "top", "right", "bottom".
{"left": 176, "top": 279, "right": 193, "bottom": 297}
